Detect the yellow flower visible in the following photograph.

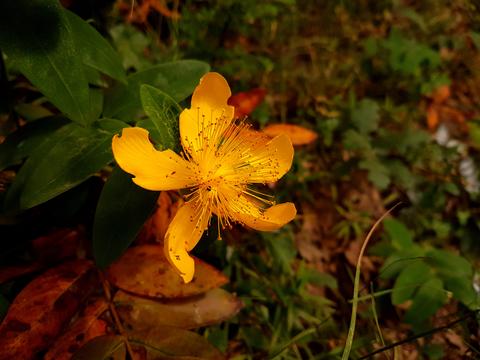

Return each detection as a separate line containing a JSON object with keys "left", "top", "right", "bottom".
{"left": 112, "top": 72, "right": 296, "bottom": 283}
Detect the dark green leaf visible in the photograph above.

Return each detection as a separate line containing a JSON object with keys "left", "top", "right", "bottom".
{"left": 0, "top": 0, "right": 91, "bottom": 125}
{"left": 93, "top": 167, "right": 158, "bottom": 268}
{"left": 383, "top": 218, "right": 414, "bottom": 249}
{"left": 0, "top": 116, "right": 68, "bottom": 171}
{"left": 104, "top": 60, "right": 210, "bottom": 120}
{"left": 404, "top": 277, "right": 446, "bottom": 324}
{"left": 392, "top": 261, "right": 431, "bottom": 305}
{"left": 72, "top": 335, "right": 126, "bottom": 360}
{"left": 138, "top": 84, "right": 182, "bottom": 150}
{"left": 65, "top": 10, "right": 126, "bottom": 83}
{"left": 5, "top": 121, "right": 127, "bottom": 210}
{"left": 351, "top": 99, "right": 379, "bottom": 135}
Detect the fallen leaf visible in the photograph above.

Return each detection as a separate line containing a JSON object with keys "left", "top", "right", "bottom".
{"left": 106, "top": 245, "right": 228, "bottom": 299}
{"left": 0, "top": 260, "right": 96, "bottom": 360}
{"left": 32, "top": 228, "right": 83, "bottom": 263}
{"left": 228, "top": 88, "right": 266, "bottom": 119}
{"left": 0, "top": 262, "right": 44, "bottom": 284}
{"left": 138, "top": 192, "right": 182, "bottom": 244}
{"left": 71, "top": 335, "right": 126, "bottom": 360}
{"left": 115, "top": 288, "right": 242, "bottom": 330}
{"left": 427, "top": 105, "right": 439, "bottom": 130}
{"left": 263, "top": 123, "right": 318, "bottom": 145}
{"left": 128, "top": 326, "right": 224, "bottom": 360}
{"left": 430, "top": 85, "right": 451, "bottom": 104}
{"left": 44, "top": 298, "right": 109, "bottom": 360}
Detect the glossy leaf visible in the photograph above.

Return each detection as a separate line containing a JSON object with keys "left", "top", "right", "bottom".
{"left": 138, "top": 84, "right": 181, "bottom": 150}
{"left": 5, "top": 120, "right": 127, "bottom": 210}
{"left": 0, "top": 0, "right": 91, "bottom": 125}
{"left": 65, "top": 10, "right": 126, "bottom": 83}
{"left": 263, "top": 124, "right": 318, "bottom": 146}
{"left": 115, "top": 288, "right": 242, "bottom": 330}
{"left": 45, "top": 299, "right": 109, "bottom": 360}
{"left": 106, "top": 245, "right": 228, "bottom": 298}
{"left": 93, "top": 167, "right": 158, "bottom": 269}
{"left": 0, "top": 260, "right": 95, "bottom": 360}
{"left": 128, "top": 326, "right": 224, "bottom": 360}
{"left": 104, "top": 60, "right": 210, "bottom": 120}
{"left": 72, "top": 335, "right": 126, "bottom": 360}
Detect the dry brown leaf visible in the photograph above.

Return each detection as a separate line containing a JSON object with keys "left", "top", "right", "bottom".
{"left": 44, "top": 298, "right": 109, "bottom": 360}
{"left": 228, "top": 88, "right": 266, "bottom": 119}
{"left": 263, "top": 123, "right": 318, "bottom": 146}
{"left": 115, "top": 288, "right": 242, "bottom": 330}
{"left": 106, "top": 245, "right": 228, "bottom": 299}
{"left": 0, "top": 260, "right": 96, "bottom": 360}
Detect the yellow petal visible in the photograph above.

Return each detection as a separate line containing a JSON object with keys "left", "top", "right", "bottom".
{"left": 179, "top": 72, "right": 235, "bottom": 160}
{"left": 219, "top": 132, "right": 294, "bottom": 184}
{"left": 112, "top": 127, "right": 198, "bottom": 191}
{"left": 164, "top": 198, "right": 211, "bottom": 283}
{"left": 234, "top": 200, "right": 296, "bottom": 231}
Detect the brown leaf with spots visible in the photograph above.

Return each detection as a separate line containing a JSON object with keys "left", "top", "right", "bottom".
{"left": 0, "top": 260, "right": 96, "bottom": 360}
{"left": 44, "top": 298, "right": 109, "bottom": 360}
{"left": 263, "top": 124, "right": 318, "bottom": 146}
{"left": 106, "top": 245, "right": 228, "bottom": 299}
{"left": 115, "top": 288, "right": 243, "bottom": 330}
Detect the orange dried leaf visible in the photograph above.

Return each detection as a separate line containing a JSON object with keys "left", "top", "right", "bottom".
{"left": 430, "top": 85, "right": 451, "bottom": 104}
{"left": 0, "top": 260, "right": 96, "bottom": 360}
{"left": 426, "top": 105, "right": 439, "bottom": 130}
{"left": 228, "top": 88, "right": 266, "bottom": 119}
{"left": 0, "top": 262, "right": 44, "bottom": 284}
{"left": 263, "top": 123, "right": 318, "bottom": 145}
{"left": 106, "top": 245, "right": 228, "bottom": 299}
{"left": 115, "top": 288, "right": 242, "bottom": 330}
{"left": 44, "top": 299, "right": 109, "bottom": 360}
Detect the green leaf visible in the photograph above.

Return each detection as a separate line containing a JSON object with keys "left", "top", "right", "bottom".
{"left": 65, "top": 10, "right": 126, "bottom": 83}
{"left": 392, "top": 261, "right": 432, "bottom": 305}
{"left": 351, "top": 99, "right": 380, "bottom": 135}
{"left": 342, "top": 129, "right": 372, "bottom": 152}
{"left": 426, "top": 249, "right": 477, "bottom": 307}
{"left": 404, "top": 277, "right": 446, "bottom": 324}
{"left": 72, "top": 335, "right": 126, "bottom": 360}
{"left": 359, "top": 159, "right": 390, "bottom": 189}
{"left": 0, "top": 0, "right": 91, "bottom": 125}
{"left": 138, "top": 84, "right": 182, "bottom": 150}
{"left": 93, "top": 167, "right": 158, "bottom": 269}
{"left": 5, "top": 121, "right": 127, "bottom": 210}
{"left": 104, "top": 60, "right": 210, "bottom": 120}
{"left": 383, "top": 218, "right": 414, "bottom": 249}
{"left": 0, "top": 116, "right": 68, "bottom": 171}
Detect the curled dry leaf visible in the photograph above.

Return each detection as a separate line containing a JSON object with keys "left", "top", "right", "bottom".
{"left": 44, "top": 298, "right": 109, "bottom": 360}
{"left": 263, "top": 123, "right": 318, "bottom": 146}
{"left": 106, "top": 245, "right": 228, "bottom": 299}
{"left": 128, "top": 326, "right": 224, "bottom": 360}
{"left": 228, "top": 88, "right": 266, "bottom": 119}
{"left": 0, "top": 260, "right": 96, "bottom": 360}
{"left": 31, "top": 228, "right": 83, "bottom": 263}
{"left": 115, "top": 288, "right": 243, "bottom": 330}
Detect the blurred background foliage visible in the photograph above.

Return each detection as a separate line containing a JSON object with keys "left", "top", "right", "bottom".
{"left": 1, "top": 0, "right": 480, "bottom": 358}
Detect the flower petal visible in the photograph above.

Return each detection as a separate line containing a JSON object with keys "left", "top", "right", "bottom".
{"left": 225, "top": 190, "right": 296, "bottom": 231}
{"left": 112, "top": 127, "right": 198, "bottom": 191}
{"left": 179, "top": 73, "right": 235, "bottom": 160}
{"left": 219, "top": 132, "right": 294, "bottom": 184}
{"left": 164, "top": 198, "right": 211, "bottom": 283}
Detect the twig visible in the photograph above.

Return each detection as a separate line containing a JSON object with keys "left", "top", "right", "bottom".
{"left": 99, "top": 271, "right": 136, "bottom": 360}
{"left": 358, "top": 310, "right": 479, "bottom": 359}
